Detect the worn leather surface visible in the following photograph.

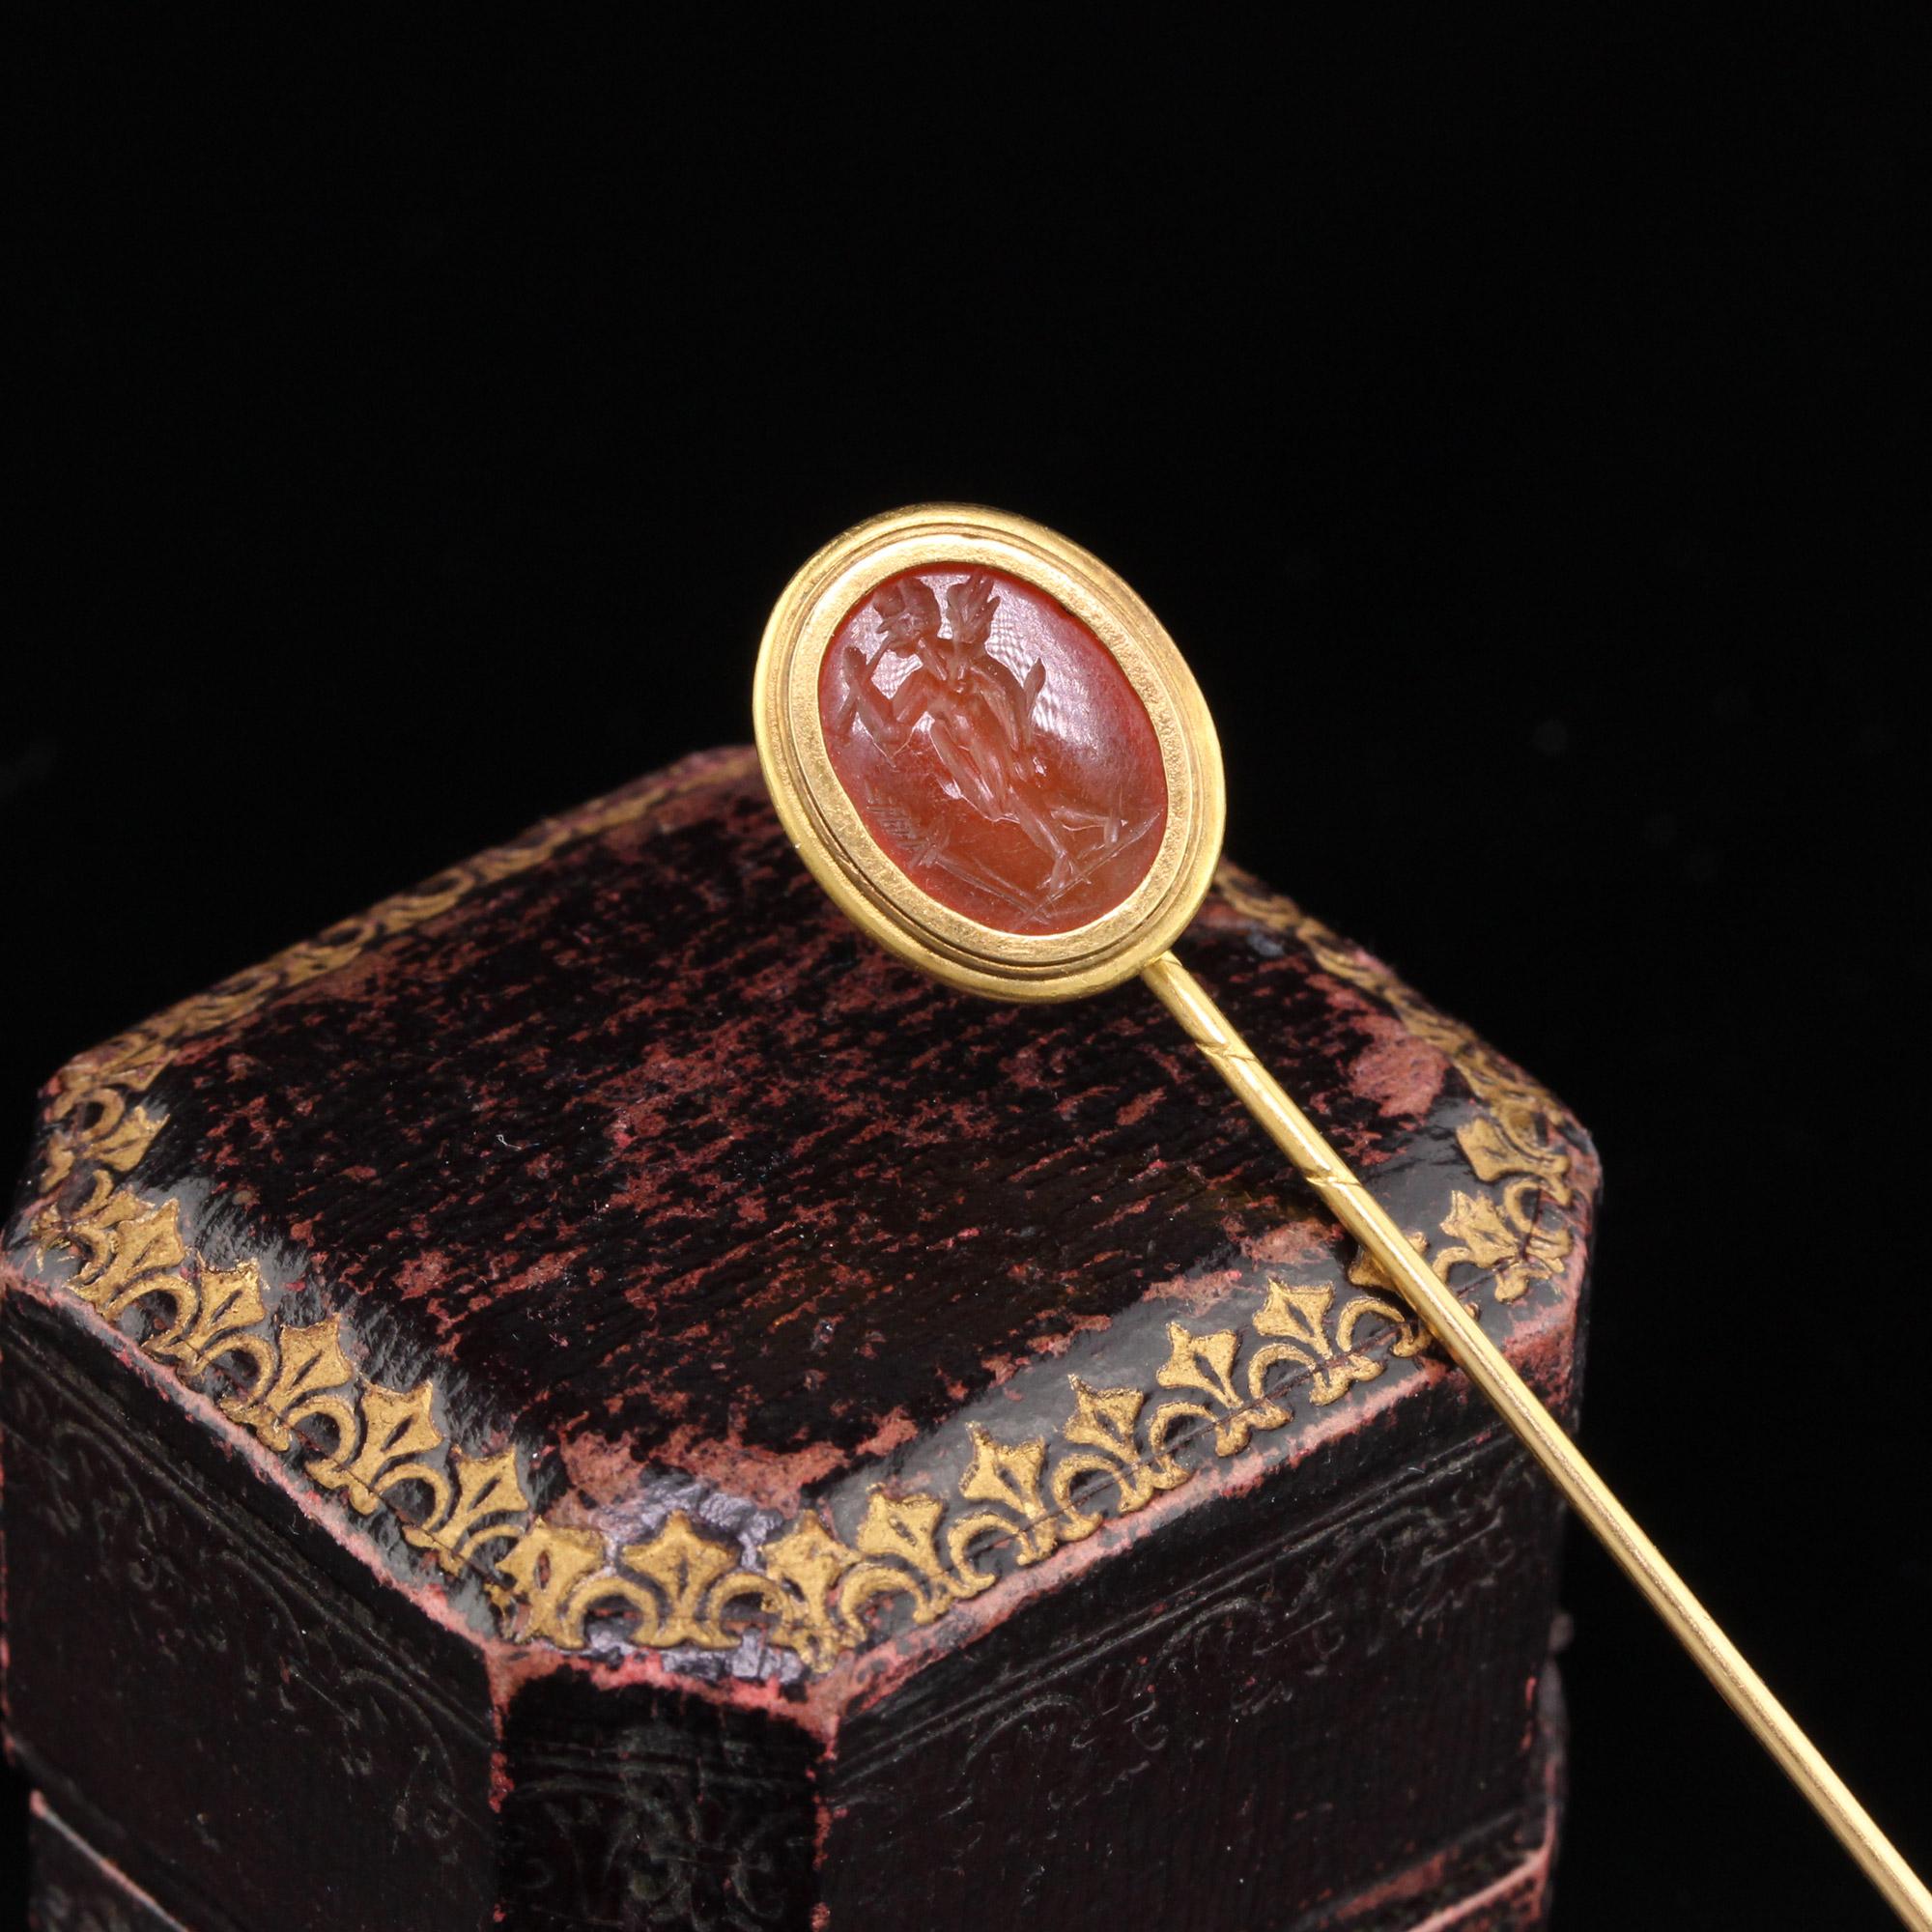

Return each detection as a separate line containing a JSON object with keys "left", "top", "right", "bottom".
{"left": 15, "top": 750, "right": 1590, "bottom": 1510}
{"left": 3, "top": 746, "right": 1599, "bottom": 1931}
{"left": 27, "top": 1797, "right": 192, "bottom": 1932}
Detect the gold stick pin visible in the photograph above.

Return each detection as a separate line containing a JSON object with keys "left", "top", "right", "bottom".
{"left": 754, "top": 502, "right": 1930, "bottom": 1930}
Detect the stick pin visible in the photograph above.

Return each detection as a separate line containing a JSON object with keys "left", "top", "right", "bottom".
{"left": 754, "top": 503, "right": 1929, "bottom": 1929}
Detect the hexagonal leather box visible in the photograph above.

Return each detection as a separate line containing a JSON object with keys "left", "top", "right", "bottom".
{"left": 2, "top": 747, "right": 1598, "bottom": 1932}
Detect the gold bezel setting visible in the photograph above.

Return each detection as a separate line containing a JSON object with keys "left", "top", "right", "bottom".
{"left": 753, "top": 504, "right": 1226, "bottom": 1000}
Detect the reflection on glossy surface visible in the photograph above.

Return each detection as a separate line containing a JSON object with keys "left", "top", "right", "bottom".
{"left": 818, "top": 566, "right": 1167, "bottom": 935}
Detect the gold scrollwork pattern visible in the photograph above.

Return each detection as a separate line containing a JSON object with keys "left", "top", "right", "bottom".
{"left": 13, "top": 781, "right": 1581, "bottom": 1677}
{"left": 483, "top": 1288, "right": 1431, "bottom": 1673}
{"left": 43, "top": 1171, "right": 538, "bottom": 1583}
{"left": 1212, "top": 862, "right": 1581, "bottom": 1305}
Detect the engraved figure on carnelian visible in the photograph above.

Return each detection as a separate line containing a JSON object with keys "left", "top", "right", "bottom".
{"left": 819, "top": 566, "right": 1168, "bottom": 935}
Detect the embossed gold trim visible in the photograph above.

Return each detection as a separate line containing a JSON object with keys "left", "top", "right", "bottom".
{"left": 15, "top": 768, "right": 1577, "bottom": 1682}
{"left": 1214, "top": 865, "right": 1577, "bottom": 1302}
{"left": 28, "top": 1154, "right": 1445, "bottom": 1675}
{"left": 754, "top": 505, "right": 1226, "bottom": 1001}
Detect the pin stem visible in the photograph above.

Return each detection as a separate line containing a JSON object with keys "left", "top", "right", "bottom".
{"left": 1142, "top": 948, "right": 1931, "bottom": 1931}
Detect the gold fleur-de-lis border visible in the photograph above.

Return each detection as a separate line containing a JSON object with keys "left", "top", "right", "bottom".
{"left": 14, "top": 760, "right": 1584, "bottom": 1678}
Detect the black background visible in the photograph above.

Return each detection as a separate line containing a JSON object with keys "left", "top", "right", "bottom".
{"left": 9, "top": 14, "right": 1928, "bottom": 1929}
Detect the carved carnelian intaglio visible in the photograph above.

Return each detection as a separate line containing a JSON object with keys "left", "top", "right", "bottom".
{"left": 755, "top": 504, "right": 1224, "bottom": 1000}
{"left": 818, "top": 566, "right": 1168, "bottom": 936}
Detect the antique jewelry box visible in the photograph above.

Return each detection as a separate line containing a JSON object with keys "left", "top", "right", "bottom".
{"left": 2, "top": 747, "right": 1597, "bottom": 1931}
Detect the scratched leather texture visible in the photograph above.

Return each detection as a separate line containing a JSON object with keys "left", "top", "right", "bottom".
{"left": 3, "top": 747, "right": 1597, "bottom": 1931}
{"left": 27, "top": 1796, "right": 191, "bottom": 1931}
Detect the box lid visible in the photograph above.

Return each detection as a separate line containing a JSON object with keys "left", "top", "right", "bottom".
{"left": 8, "top": 745, "right": 1598, "bottom": 1719}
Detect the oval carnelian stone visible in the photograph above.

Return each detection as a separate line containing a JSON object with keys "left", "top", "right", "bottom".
{"left": 818, "top": 565, "right": 1168, "bottom": 935}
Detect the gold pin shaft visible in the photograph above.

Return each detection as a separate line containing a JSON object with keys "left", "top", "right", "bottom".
{"left": 1142, "top": 950, "right": 1931, "bottom": 1932}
